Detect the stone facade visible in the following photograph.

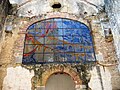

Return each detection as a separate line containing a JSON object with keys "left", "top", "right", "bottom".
{"left": 105, "top": 0, "right": 120, "bottom": 72}
{"left": 0, "top": 0, "right": 120, "bottom": 90}
{"left": 0, "top": 0, "right": 10, "bottom": 38}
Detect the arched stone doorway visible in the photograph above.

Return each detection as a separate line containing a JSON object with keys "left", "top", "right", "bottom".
{"left": 45, "top": 73, "right": 76, "bottom": 90}
{"left": 32, "top": 65, "right": 82, "bottom": 90}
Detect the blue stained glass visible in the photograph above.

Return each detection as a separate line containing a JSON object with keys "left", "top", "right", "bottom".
{"left": 28, "top": 24, "right": 35, "bottom": 29}
{"left": 85, "top": 46, "right": 93, "bottom": 53}
{"left": 73, "top": 29, "right": 82, "bottom": 36}
{"left": 72, "top": 36, "right": 82, "bottom": 43}
{"left": 63, "top": 20, "right": 71, "bottom": 25}
{"left": 54, "top": 19, "right": 62, "bottom": 22}
{"left": 71, "top": 21, "right": 81, "bottom": 28}
{"left": 64, "top": 45, "right": 74, "bottom": 52}
{"left": 75, "top": 45, "right": 84, "bottom": 52}
{"left": 23, "top": 53, "right": 36, "bottom": 64}
{"left": 86, "top": 53, "right": 95, "bottom": 61}
{"left": 22, "top": 18, "right": 96, "bottom": 64}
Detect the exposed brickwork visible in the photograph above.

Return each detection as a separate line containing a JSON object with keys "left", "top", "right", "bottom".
{"left": 0, "top": 11, "right": 119, "bottom": 90}
{"left": 42, "top": 65, "right": 81, "bottom": 86}
{"left": 105, "top": 0, "right": 120, "bottom": 73}
{"left": 90, "top": 15, "right": 120, "bottom": 89}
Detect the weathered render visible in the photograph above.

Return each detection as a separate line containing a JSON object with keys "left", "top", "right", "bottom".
{"left": 105, "top": 0, "right": 120, "bottom": 72}
{"left": 0, "top": 0, "right": 120, "bottom": 90}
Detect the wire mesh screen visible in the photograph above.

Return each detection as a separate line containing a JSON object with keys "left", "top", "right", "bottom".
{"left": 22, "top": 18, "right": 96, "bottom": 64}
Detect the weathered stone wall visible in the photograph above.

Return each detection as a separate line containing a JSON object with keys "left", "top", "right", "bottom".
{"left": 0, "top": 0, "right": 120, "bottom": 89}
{"left": 105, "top": 0, "right": 120, "bottom": 71}
{"left": 1, "top": 12, "right": 118, "bottom": 90}
{"left": 91, "top": 15, "right": 120, "bottom": 89}
{"left": 0, "top": 0, "right": 10, "bottom": 38}
{"left": 0, "top": 1, "right": 12, "bottom": 89}
{"left": 2, "top": 66, "right": 34, "bottom": 90}
{"left": 9, "top": 0, "right": 105, "bottom": 17}
{"left": 89, "top": 66, "right": 112, "bottom": 90}
{"left": 0, "top": 13, "right": 89, "bottom": 90}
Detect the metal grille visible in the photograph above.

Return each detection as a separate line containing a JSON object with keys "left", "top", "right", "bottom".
{"left": 22, "top": 18, "right": 96, "bottom": 64}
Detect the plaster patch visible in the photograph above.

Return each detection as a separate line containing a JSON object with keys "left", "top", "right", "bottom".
{"left": 89, "top": 66, "right": 112, "bottom": 90}
{"left": 2, "top": 66, "right": 34, "bottom": 90}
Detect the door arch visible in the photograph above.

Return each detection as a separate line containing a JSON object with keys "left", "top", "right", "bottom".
{"left": 45, "top": 73, "right": 76, "bottom": 90}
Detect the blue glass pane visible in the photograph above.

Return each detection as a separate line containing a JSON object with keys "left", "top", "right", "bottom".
{"left": 75, "top": 45, "right": 84, "bottom": 52}
{"left": 28, "top": 24, "right": 35, "bottom": 29}
{"left": 64, "top": 44, "right": 75, "bottom": 52}
{"left": 78, "top": 53, "right": 86, "bottom": 61}
{"left": 86, "top": 53, "right": 95, "bottom": 61}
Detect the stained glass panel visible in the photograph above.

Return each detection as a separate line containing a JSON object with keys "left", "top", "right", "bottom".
{"left": 22, "top": 18, "right": 96, "bottom": 64}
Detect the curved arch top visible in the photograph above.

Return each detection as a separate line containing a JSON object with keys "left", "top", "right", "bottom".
{"left": 22, "top": 18, "right": 96, "bottom": 64}
{"left": 42, "top": 65, "right": 82, "bottom": 86}
{"left": 27, "top": 18, "right": 89, "bottom": 30}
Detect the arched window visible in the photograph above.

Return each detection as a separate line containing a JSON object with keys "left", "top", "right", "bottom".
{"left": 22, "top": 18, "right": 96, "bottom": 64}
